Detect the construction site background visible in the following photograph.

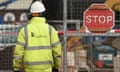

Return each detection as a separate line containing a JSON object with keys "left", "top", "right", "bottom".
{"left": 0, "top": 0, "right": 119, "bottom": 72}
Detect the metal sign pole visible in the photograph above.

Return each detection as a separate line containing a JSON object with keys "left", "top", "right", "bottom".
{"left": 63, "top": 0, "right": 67, "bottom": 72}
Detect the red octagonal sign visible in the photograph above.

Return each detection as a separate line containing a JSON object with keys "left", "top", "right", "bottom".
{"left": 84, "top": 4, "right": 115, "bottom": 33}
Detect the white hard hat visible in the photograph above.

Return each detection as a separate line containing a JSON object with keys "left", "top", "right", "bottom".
{"left": 30, "top": 1, "right": 46, "bottom": 13}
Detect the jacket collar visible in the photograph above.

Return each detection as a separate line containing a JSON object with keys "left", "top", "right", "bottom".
{"left": 29, "top": 17, "right": 46, "bottom": 24}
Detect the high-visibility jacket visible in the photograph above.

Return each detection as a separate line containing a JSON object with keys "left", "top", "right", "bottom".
{"left": 13, "top": 17, "right": 62, "bottom": 72}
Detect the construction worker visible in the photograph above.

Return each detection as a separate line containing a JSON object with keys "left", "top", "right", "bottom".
{"left": 13, "top": 1, "right": 62, "bottom": 72}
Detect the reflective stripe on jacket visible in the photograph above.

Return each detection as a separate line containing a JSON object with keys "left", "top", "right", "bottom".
{"left": 13, "top": 17, "right": 62, "bottom": 72}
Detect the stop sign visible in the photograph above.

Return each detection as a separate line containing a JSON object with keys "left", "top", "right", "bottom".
{"left": 84, "top": 4, "right": 115, "bottom": 33}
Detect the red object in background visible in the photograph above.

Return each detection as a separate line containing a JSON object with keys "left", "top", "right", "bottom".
{"left": 84, "top": 4, "right": 114, "bottom": 33}
{"left": 96, "top": 60, "right": 104, "bottom": 68}
{"left": 57, "top": 30, "right": 86, "bottom": 35}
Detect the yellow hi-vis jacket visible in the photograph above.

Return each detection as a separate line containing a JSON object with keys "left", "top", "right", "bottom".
{"left": 13, "top": 17, "right": 62, "bottom": 72}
